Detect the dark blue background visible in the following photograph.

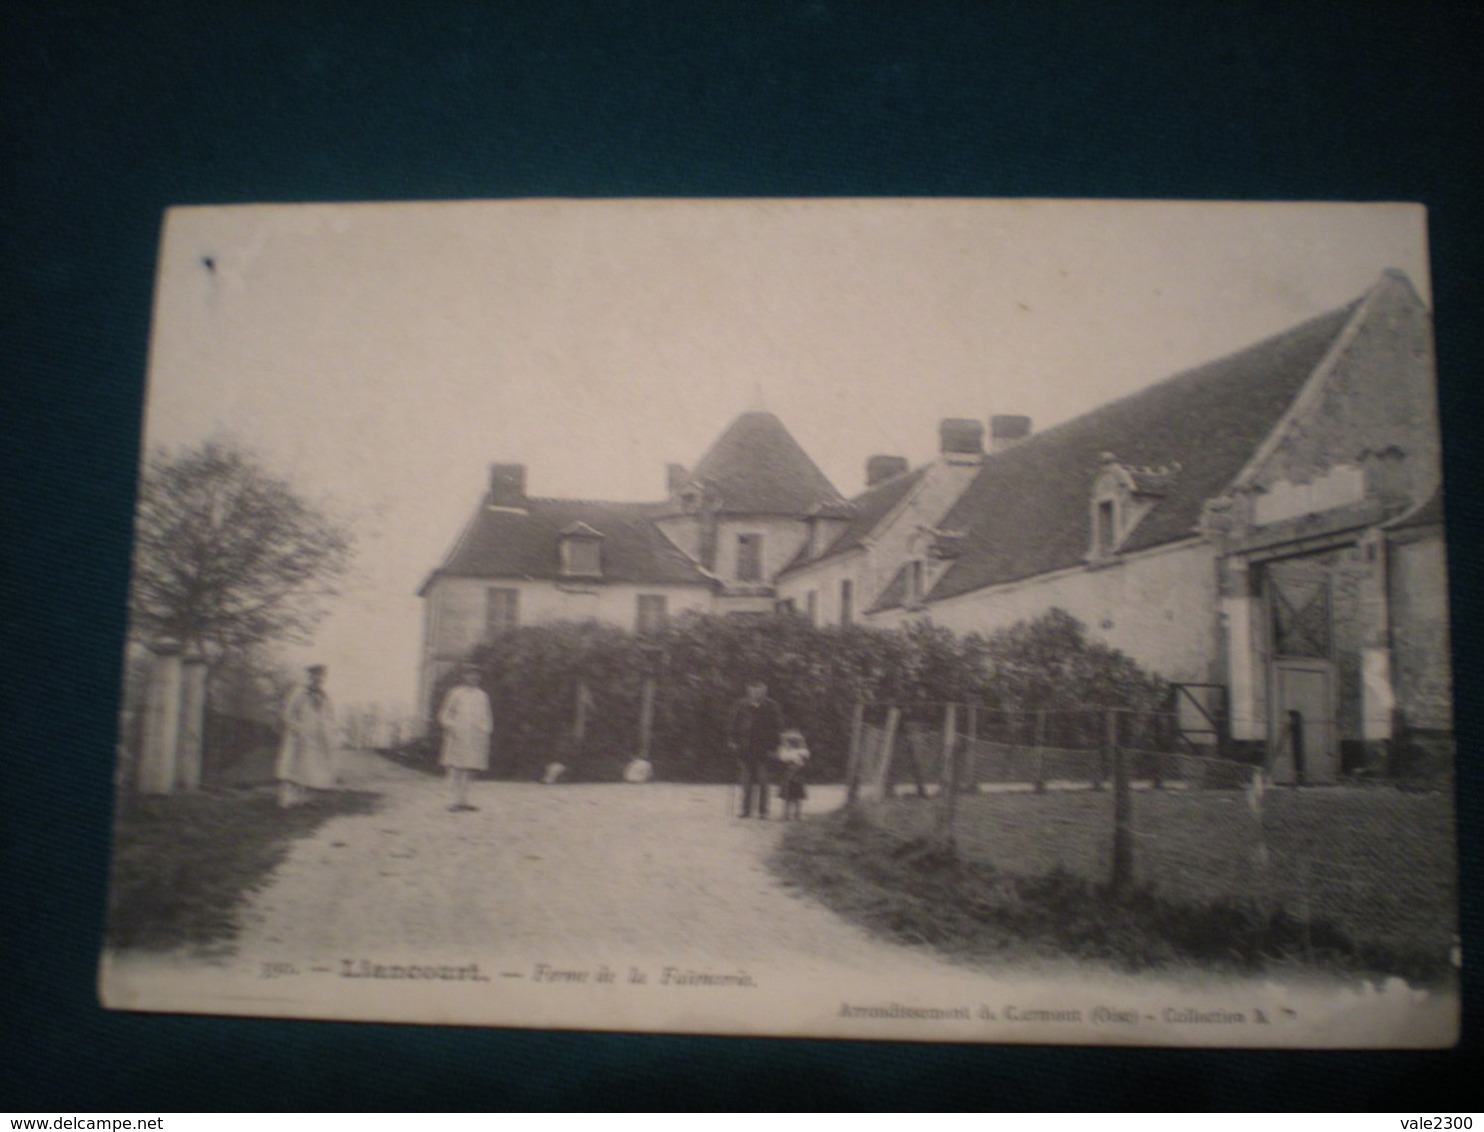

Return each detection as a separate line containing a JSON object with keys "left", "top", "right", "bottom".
{"left": 3, "top": 0, "right": 1480, "bottom": 1110}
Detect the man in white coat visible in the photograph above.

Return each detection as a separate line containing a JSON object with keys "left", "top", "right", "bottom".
{"left": 439, "top": 664, "right": 493, "bottom": 812}
{"left": 277, "top": 664, "right": 338, "bottom": 808}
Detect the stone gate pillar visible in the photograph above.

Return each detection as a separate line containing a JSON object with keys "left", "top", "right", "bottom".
{"left": 176, "top": 650, "right": 208, "bottom": 791}
{"left": 1218, "top": 556, "right": 1264, "bottom": 744}
{"left": 1358, "top": 530, "right": 1395, "bottom": 767}
{"left": 138, "top": 638, "right": 183, "bottom": 794}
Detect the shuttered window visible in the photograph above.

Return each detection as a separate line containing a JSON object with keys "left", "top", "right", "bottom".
{"left": 561, "top": 537, "right": 602, "bottom": 577}
{"left": 736, "top": 534, "right": 763, "bottom": 582}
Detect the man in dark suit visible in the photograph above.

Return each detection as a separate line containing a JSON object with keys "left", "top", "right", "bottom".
{"left": 728, "top": 678, "right": 783, "bottom": 818}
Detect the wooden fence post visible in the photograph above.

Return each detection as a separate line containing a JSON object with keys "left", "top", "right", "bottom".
{"left": 637, "top": 676, "right": 656, "bottom": 761}
{"left": 845, "top": 701, "right": 865, "bottom": 807}
{"left": 898, "top": 714, "right": 931, "bottom": 799}
{"left": 1109, "top": 709, "right": 1134, "bottom": 898}
{"left": 936, "top": 702, "right": 959, "bottom": 844}
{"left": 1247, "top": 764, "right": 1271, "bottom": 929}
{"left": 1150, "top": 708, "right": 1165, "bottom": 791}
{"left": 1093, "top": 709, "right": 1110, "bottom": 791}
{"left": 875, "top": 707, "right": 902, "bottom": 798}
{"left": 574, "top": 678, "right": 590, "bottom": 743}
{"left": 964, "top": 704, "right": 978, "bottom": 794}
{"left": 1033, "top": 709, "right": 1046, "bottom": 793}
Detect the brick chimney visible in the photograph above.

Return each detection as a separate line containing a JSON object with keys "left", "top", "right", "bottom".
{"left": 488, "top": 463, "right": 527, "bottom": 508}
{"left": 666, "top": 462, "right": 689, "bottom": 496}
{"left": 990, "top": 414, "right": 1032, "bottom": 453}
{"left": 866, "top": 455, "right": 910, "bottom": 488}
{"left": 939, "top": 418, "right": 985, "bottom": 464}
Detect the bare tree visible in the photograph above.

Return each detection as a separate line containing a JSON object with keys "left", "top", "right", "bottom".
{"left": 128, "top": 439, "right": 355, "bottom": 656}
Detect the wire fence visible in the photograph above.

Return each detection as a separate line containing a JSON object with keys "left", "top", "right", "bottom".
{"left": 843, "top": 701, "right": 1457, "bottom": 971}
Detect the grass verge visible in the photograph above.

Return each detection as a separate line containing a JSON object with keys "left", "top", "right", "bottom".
{"left": 773, "top": 806, "right": 1452, "bottom": 984}
{"left": 107, "top": 788, "right": 381, "bottom": 952}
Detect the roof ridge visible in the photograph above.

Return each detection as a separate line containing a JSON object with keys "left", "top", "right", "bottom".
{"left": 779, "top": 463, "right": 932, "bottom": 579}
{"left": 1226, "top": 290, "right": 1378, "bottom": 493}
{"left": 999, "top": 298, "right": 1364, "bottom": 459}
{"left": 526, "top": 496, "right": 668, "bottom": 508}
{"left": 433, "top": 495, "right": 714, "bottom": 587}
{"left": 921, "top": 290, "right": 1372, "bottom": 606}
{"left": 845, "top": 462, "right": 929, "bottom": 504}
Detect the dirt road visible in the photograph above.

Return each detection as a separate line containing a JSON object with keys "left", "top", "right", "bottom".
{"left": 232, "top": 750, "right": 939, "bottom": 976}
{"left": 101, "top": 750, "right": 1455, "bottom": 1045}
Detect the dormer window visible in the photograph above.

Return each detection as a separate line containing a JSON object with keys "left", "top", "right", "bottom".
{"left": 1088, "top": 453, "right": 1178, "bottom": 562}
{"left": 805, "top": 500, "right": 856, "bottom": 558}
{"left": 559, "top": 521, "right": 605, "bottom": 578}
{"left": 1094, "top": 499, "right": 1117, "bottom": 557}
{"left": 736, "top": 533, "right": 763, "bottom": 582}
{"left": 676, "top": 478, "right": 721, "bottom": 516}
{"left": 927, "top": 529, "right": 966, "bottom": 560}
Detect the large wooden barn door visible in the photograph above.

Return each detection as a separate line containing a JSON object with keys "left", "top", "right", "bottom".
{"left": 1267, "top": 563, "right": 1340, "bottom": 784}
{"left": 1271, "top": 660, "right": 1338, "bottom": 783}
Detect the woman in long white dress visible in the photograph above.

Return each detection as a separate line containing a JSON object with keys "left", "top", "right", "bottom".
{"left": 439, "top": 665, "right": 493, "bottom": 812}
{"left": 276, "top": 664, "right": 338, "bottom": 807}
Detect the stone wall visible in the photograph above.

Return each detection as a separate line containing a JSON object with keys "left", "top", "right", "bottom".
{"left": 890, "top": 539, "right": 1218, "bottom": 686}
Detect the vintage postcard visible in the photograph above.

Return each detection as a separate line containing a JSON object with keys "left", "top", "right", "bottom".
{"left": 100, "top": 199, "right": 1458, "bottom": 1046}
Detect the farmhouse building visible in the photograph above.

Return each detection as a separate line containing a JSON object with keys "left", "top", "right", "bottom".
{"left": 774, "top": 414, "right": 1028, "bottom": 626}
{"left": 419, "top": 270, "right": 1448, "bottom": 779}
{"left": 838, "top": 270, "right": 1443, "bottom": 782}
{"left": 417, "top": 411, "right": 842, "bottom": 718}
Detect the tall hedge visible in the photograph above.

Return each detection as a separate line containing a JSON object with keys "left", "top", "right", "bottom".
{"left": 419, "top": 608, "right": 1164, "bottom": 783}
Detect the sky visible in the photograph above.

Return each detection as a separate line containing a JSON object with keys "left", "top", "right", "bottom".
{"left": 140, "top": 198, "right": 1432, "bottom": 717}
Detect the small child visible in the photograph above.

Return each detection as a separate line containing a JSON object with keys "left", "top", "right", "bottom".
{"left": 774, "top": 728, "right": 810, "bottom": 820}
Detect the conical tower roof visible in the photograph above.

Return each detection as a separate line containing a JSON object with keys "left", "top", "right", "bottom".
{"left": 689, "top": 411, "right": 842, "bottom": 515}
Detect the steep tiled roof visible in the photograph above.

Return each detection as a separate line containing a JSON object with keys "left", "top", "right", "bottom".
{"left": 687, "top": 411, "right": 843, "bottom": 515}
{"left": 920, "top": 298, "right": 1362, "bottom": 605}
{"left": 425, "top": 498, "right": 714, "bottom": 591}
{"left": 779, "top": 464, "right": 929, "bottom": 576}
